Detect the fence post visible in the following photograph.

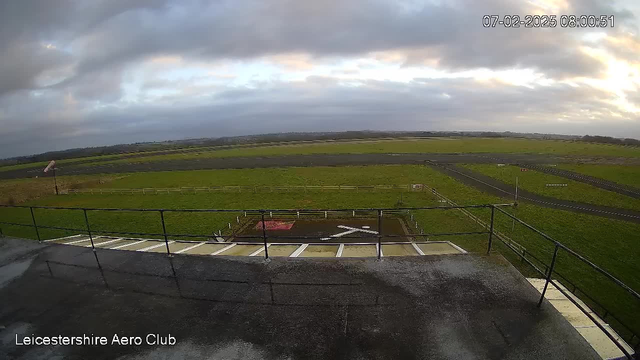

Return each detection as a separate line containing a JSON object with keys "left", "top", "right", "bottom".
{"left": 160, "top": 210, "right": 171, "bottom": 256}
{"left": 487, "top": 206, "right": 495, "bottom": 255}
{"left": 261, "top": 212, "right": 269, "bottom": 259}
{"left": 29, "top": 207, "right": 41, "bottom": 242}
{"left": 377, "top": 209, "right": 383, "bottom": 259}
{"left": 83, "top": 209, "right": 95, "bottom": 250}
{"left": 537, "top": 244, "right": 560, "bottom": 307}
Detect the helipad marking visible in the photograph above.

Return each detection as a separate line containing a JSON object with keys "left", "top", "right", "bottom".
{"left": 249, "top": 244, "right": 271, "bottom": 256}
{"left": 411, "top": 242, "right": 426, "bottom": 256}
{"left": 336, "top": 244, "right": 345, "bottom": 257}
{"left": 87, "top": 238, "right": 123, "bottom": 248}
{"left": 290, "top": 244, "right": 309, "bottom": 257}
{"left": 211, "top": 243, "right": 236, "bottom": 255}
{"left": 337, "top": 225, "right": 378, "bottom": 234}
{"left": 45, "top": 234, "right": 83, "bottom": 242}
{"left": 112, "top": 240, "right": 147, "bottom": 249}
{"left": 175, "top": 242, "right": 206, "bottom": 254}
{"left": 138, "top": 241, "right": 174, "bottom": 252}
{"left": 65, "top": 236, "right": 101, "bottom": 245}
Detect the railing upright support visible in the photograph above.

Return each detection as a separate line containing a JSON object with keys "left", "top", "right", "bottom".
{"left": 83, "top": 209, "right": 95, "bottom": 251}
{"left": 537, "top": 244, "right": 560, "bottom": 308}
{"left": 261, "top": 212, "right": 269, "bottom": 259}
{"left": 377, "top": 209, "right": 382, "bottom": 259}
{"left": 29, "top": 207, "right": 41, "bottom": 242}
{"left": 160, "top": 210, "right": 171, "bottom": 256}
{"left": 487, "top": 206, "right": 495, "bottom": 255}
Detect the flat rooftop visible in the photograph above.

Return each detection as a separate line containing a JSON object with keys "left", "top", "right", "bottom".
{"left": 0, "top": 237, "right": 599, "bottom": 360}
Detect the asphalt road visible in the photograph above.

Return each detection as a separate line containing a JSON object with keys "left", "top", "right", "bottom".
{"left": 430, "top": 164, "right": 640, "bottom": 224}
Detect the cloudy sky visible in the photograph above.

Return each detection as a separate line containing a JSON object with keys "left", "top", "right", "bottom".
{"left": 1, "top": 0, "right": 639, "bottom": 157}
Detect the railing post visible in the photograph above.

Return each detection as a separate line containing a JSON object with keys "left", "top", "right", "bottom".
{"left": 377, "top": 209, "right": 382, "bottom": 259}
{"left": 537, "top": 244, "right": 560, "bottom": 307}
{"left": 30, "top": 207, "right": 41, "bottom": 242}
{"left": 261, "top": 212, "right": 269, "bottom": 259}
{"left": 160, "top": 210, "right": 171, "bottom": 256}
{"left": 83, "top": 209, "right": 95, "bottom": 251}
{"left": 487, "top": 206, "right": 495, "bottom": 255}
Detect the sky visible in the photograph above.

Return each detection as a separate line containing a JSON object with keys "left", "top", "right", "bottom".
{"left": 0, "top": 0, "right": 639, "bottom": 158}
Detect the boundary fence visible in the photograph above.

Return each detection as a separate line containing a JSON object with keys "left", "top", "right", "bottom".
{"left": 0, "top": 202, "right": 638, "bottom": 358}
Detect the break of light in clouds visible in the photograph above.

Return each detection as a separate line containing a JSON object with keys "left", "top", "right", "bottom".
{"left": 0, "top": 0, "right": 639, "bottom": 157}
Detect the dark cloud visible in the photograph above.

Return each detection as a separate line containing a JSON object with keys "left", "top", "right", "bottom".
{"left": 0, "top": 0, "right": 638, "bottom": 157}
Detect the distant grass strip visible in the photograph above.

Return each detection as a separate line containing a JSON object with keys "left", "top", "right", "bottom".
{"left": 556, "top": 164, "right": 640, "bottom": 189}
{"left": 76, "top": 138, "right": 640, "bottom": 168}
{"left": 462, "top": 164, "right": 640, "bottom": 211}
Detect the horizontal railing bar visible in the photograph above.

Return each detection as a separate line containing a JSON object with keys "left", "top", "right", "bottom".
{"left": 494, "top": 206, "right": 640, "bottom": 301}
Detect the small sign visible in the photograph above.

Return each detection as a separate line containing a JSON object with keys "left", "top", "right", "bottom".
{"left": 546, "top": 184, "right": 568, "bottom": 187}
{"left": 44, "top": 160, "right": 56, "bottom": 173}
{"left": 497, "top": 164, "right": 505, "bottom": 167}
{"left": 411, "top": 184, "right": 424, "bottom": 190}
{"left": 520, "top": 168, "right": 528, "bottom": 172}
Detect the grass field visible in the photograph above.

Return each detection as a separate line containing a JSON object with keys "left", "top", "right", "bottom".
{"left": 556, "top": 164, "right": 640, "bottom": 188}
{"left": 1, "top": 164, "right": 639, "bottom": 340}
{"left": 462, "top": 164, "right": 640, "bottom": 211}
{"left": 73, "top": 138, "right": 640, "bottom": 168}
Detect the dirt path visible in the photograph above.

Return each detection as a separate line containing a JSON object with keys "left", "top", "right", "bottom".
{"left": 429, "top": 164, "right": 640, "bottom": 224}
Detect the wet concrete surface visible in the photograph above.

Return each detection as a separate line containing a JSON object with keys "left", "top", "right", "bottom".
{"left": 0, "top": 237, "right": 600, "bottom": 360}
{"left": 4, "top": 152, "right": 640, "bottom": 180}
{"left": 432, "top": 164, "right": 640, "bottom": 223}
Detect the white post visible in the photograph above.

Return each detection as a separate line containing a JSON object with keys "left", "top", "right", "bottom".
{"left": 228, "top": 223, "right": 231, "bottom": 230}
{"left": 237, "top": 216, "right": 240, "bottom": 224}
{"left": 270, "top": 211, "right": 273, "bottom": 218}
{"left": 324, "top": 211, "right": 327, "bottom": 219}
{"left": 297, "top": 211, "right": 300, "bottom": 218}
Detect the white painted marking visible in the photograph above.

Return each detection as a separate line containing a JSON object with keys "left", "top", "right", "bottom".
{"left": 447, "top": 241, "right": 468, "bottom": 254}
{"left": 210, "top": 243, "right": 236, "bottom": 255}
{"left": 112, "top": 240, "right": 147, "bottom": 249}
{"left": 249, "top": 244, "right": 271, "bottom": 256}
{"left": 88, "top": 238, "right": 123, "bottom": 248}
{"left": 377, "top": 243, "right": 384, "bottom": 258}
{"left": 336, "top": 244, "right": 345, "bottom": 257}
{"left": 175, "top": 242, "right": 206, "bottom": 254}
{"left": 337, "top": 225, "right": 378, "bottom": 234}
{"left": 362, "top": 226, "right": 370, "bottom": 229}
{"left": 45, "top": 234, "right": 83, "bottom": 242}
{"left": 138, "top": 241, "right": 174, "bottom": 252}
{"left": 64, "top": 236, "right": 101, "bottom": 245}
{"left": 411, "top": 242, "right": 425, "bottom": 256}
{"left": 290, "top": 244, "right": 309, "bottom": 257}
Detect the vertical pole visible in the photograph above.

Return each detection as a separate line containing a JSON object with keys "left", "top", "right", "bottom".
{"left": 261, "top": 212, "right": 269, "bottom": 259}
{"left": 160, "top": 210, "right": 170, "bottom": 255}
{"left": 377, "top": 210, "right": 382, "bottom": 259}
{"left": 537, "top": 244, "right": 560, "bottom": 307}
{"left": 487, "top": 206, "right": 495, "bottom": 255}
{"left": 83, "top": 209, "right": 95, "bottom": 250}
{"left": 515, "top": 176, "right": 519, "bottom": 203}
{"left": 30, "top": 207, "right": 41, "bottom": 242}
{"left": 53, "top": 168, "right": 59, "bottom": 195}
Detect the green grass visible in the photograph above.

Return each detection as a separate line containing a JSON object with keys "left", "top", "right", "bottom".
{"left": 556, "top": 164, "right": 640, "bottom": 189}
{"left": 462, "top": 164, "right": 640, "bottom": 211}
{"left": 1, "top": 164, "right": 639, "bottom": 339}
{"left": 98, "top": 165, "right": 451, "bottom": 188}
{"left": 77, "top": 137, "right": 640, "bottom": 167}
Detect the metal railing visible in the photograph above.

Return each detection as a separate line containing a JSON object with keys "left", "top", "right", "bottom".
{"left": 0, "top": 204, "right": 508, "bottom": 260}
{"left": 0, "top": 202, "right": 638, "bottom": 358}
{"left": 493, "top": 206, "right": 639, "bottom": 359}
